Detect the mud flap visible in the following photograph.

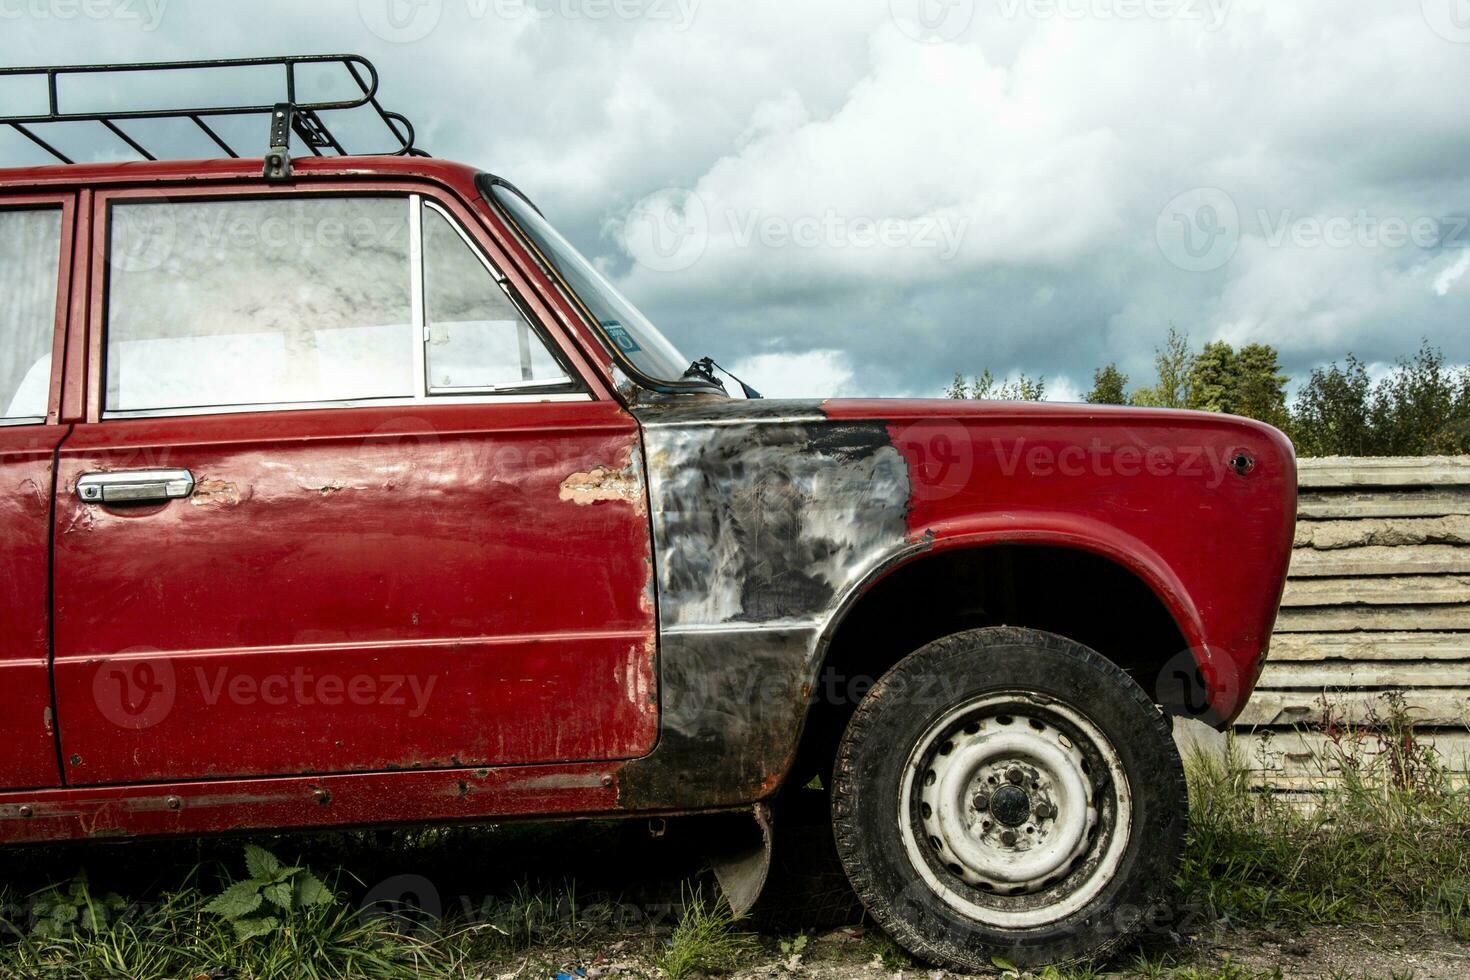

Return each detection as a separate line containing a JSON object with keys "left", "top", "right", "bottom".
{"left": 708, "top": 802, "right": 773, "bottom": 919}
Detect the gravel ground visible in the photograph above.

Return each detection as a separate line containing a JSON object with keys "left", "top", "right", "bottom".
{"left": 469, "top": 921, "right": 1470, "bottom": 979}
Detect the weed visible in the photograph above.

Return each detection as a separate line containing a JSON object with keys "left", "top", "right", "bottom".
{"left": 1180, "top": 692, "right": 1470, "bottom": 931}
{"left": 861, "top": 928, "right": 913, "bottom": 971}
{"left": 204, "top": 845, "right": 333, "bottom": 939}
{"left": 655, "top": 887, "right": 757, "bottom": 978}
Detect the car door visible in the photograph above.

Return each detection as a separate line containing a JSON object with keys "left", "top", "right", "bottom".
{"left": 0, "top": 193, "right": 73, "bottom": 790}
{"left": 50, "top": 182, "right": 657, "bottom": 786}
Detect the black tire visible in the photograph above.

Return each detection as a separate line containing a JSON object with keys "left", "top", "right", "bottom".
{"left": 747, "top": 787, "right": 866, "bottom": 932}
{"left": 831, "top": 627, "right": 1186, "bottom": 972}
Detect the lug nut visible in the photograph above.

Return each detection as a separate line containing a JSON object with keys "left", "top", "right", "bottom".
{"left": 1000, "top": 830, "right": 1017, "bottom": 846}
{"left": 972, "top": 792, "right": 991, "bottom": 811}
{"left": 1006, "top": 767, "right": 1024, "bottom": 785}
{"left": 1035, "top": 802, "right": 1055, "bottom": 820}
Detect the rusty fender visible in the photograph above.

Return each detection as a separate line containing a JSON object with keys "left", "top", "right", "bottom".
{"left": 616, "top": 400, "right": 913, "bottom": 809}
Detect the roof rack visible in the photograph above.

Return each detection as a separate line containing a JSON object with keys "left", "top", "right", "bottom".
{"left": 0, "top": 54, "right": 427, "bottom": 181}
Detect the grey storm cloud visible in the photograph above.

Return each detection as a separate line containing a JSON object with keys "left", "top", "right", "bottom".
{"left": 3, "top": 0, "right": 1468, "bottom": 399}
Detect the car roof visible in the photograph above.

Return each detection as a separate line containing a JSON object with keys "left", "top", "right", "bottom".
{"left": 0, "top": 155, "right": 483, "bottom": 191}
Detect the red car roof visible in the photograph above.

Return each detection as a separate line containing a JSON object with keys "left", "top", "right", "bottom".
{"left": 0, "top": 154, "right": 483, "bottom": 190}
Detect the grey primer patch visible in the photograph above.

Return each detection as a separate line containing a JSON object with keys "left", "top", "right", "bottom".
{"left": 618, "top": 400, "right": 912, "bottom": 808}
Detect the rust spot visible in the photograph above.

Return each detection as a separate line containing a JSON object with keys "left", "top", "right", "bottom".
{"left": 559, "top": 464, "right": 641, "bottom": 505}
{"left": 191, "top": 478, "right": 241, "bottom": 508}
{"left": 308, "top": 481, "right": 348, "bottom": 497}
{"left": 42, "top": 707, "right": 53, "bottom": 737}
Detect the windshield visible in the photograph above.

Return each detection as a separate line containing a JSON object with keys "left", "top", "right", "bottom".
{"left": 485, "top": 181, "right": 697, "bottom": 387}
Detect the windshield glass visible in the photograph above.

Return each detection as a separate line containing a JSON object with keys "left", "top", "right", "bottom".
{"left": 487, "top": 182, "right": 695, "bottom": 386}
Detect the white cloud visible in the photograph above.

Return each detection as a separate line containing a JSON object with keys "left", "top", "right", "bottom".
{"left": 1435, "top": 251, "right": 1470, "bottom": 297}
{"left": 726, "top": 350, "right": 857, "bottom": 399}
{"left": 4, "top": 1, "right": 1468, "bottom": 398}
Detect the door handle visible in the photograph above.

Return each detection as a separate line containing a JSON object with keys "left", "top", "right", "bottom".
{"left": 77, "top": 469, "right": 195, "bottom": 504}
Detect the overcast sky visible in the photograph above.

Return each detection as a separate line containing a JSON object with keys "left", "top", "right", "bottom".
{"left": 3, "top": 0, "right": 1468, "bottom": 399}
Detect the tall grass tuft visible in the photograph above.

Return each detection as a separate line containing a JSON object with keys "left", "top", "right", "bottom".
{"left": 1180, "top": 692, "right": 1470, "bottom": 933}
{"left": 655, "top": 886, "right": 758, "bottom": 979}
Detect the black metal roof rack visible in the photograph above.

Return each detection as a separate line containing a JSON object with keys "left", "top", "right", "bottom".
{"left": 0, "top": 54, "right": 426, "bottom": 180}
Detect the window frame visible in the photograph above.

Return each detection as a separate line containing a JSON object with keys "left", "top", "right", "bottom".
{"left": 0, "top": 194, "right": 74, "bottom": 428}
{"left": 419, "top": 198, "right": 576, "bottom": 396}
{"left": 89, "top": 181, "right": 593, "bottom": 423}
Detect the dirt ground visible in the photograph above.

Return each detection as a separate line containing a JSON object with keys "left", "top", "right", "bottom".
{"left": 474, "top": 921, "right": 1470, "bottom": 979}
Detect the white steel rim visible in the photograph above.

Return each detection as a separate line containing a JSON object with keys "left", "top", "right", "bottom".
{"left": 898, "top": 693, "right": 1133, "bottom": 929}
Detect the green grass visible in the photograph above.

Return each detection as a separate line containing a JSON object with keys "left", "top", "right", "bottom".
{"left": 1, "top": 692, "right": 1466, "bottom": 977}
{"left": 654, "top": 887, "right": 758, "bottom": 979}
{"left": 1179, "top": 694, "right": 1470, "bottom": 932}
{"left": 0, "top": 872, "right": 459, "bottom": 979}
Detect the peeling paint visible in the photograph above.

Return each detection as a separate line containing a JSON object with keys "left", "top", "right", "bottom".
{"left": 190, "top": 478, "right": 241, "bottom": 508}
{"left": 559, "top": 464, "right": 641, "bottom": 505}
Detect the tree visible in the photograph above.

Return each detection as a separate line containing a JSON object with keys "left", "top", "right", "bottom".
{"left": 1289, "top": 343, "right": 1470, "bottom": 457}
{"left": 1131, "top": 327, "right": 1194, "bottom": 408}
{"left": 1368, "top": 342, "right": 1470, "bottom": 455}
{"left": 1187, "top": 341, "right": 1238, "bottom": 414}
{"left": 945, "top": 368, "right": 1047, "bottom": 402}
{"left": 1290, "top": 355, "right": 1373, "bottom": 457}
{"left": 1085, "top": 364, "right": 1130, "bottom": 405}
{"left": 1232, "top": 343, "right": 1289, "bottom": 429}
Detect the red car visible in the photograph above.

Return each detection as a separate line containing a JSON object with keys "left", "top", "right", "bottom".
{"left": 0, "top": 56, "right": 1295, "bottom": 971}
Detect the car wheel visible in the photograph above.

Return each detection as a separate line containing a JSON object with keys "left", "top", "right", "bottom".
{"left": 831, "top": 627, "right": 1187, "bottom": 971}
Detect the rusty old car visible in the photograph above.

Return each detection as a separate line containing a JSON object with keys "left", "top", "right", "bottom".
{"left": 0, "top": 55, "right": 1296, "bottom": 970}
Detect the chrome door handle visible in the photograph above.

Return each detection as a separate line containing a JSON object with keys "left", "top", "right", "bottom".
{"left": 77, "top": 469, "right": 195, "bottom": 504}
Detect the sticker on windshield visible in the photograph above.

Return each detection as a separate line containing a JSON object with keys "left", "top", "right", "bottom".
{"left": 601, "top": 321, "right": 643, "bottom": 354}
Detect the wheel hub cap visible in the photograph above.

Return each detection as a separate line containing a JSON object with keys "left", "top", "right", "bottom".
{"left": 897, "top": 692, "right": 1134, "bottom": 930}
{"left": 987, "top": 784, "right": 1031, "bottom": 827}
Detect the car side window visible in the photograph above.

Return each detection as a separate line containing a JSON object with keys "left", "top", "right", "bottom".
{"left": 103, "top": 194, "right": 576, "bottom": 417}
{"left": 422, "top": 203, "right": 569, "bottom": 392}
{"left": 106, "top": 196, "right": 415, "bottom": 415}
{"left": 0, "top": 207, "right": 63, "bottom": 422}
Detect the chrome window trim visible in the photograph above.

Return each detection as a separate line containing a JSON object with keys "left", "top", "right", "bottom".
{"left": 102, "top": 391, "right": 592, "bottom": 421}
{"left": 0, "top": 416, "right": 47, "bottom": 427}
{"left": 409, "top": 192, "right": 428, "bottom": 398}
{"left": 419, "top": 199, "right": 574, "bottom": 393}
{"left": 100, "top": 194, "right": 585, "bottom": 421}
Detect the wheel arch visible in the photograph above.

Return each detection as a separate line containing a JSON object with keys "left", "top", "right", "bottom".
{"left": 788, "top": 529, "right": 1212, "bottom": 790}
